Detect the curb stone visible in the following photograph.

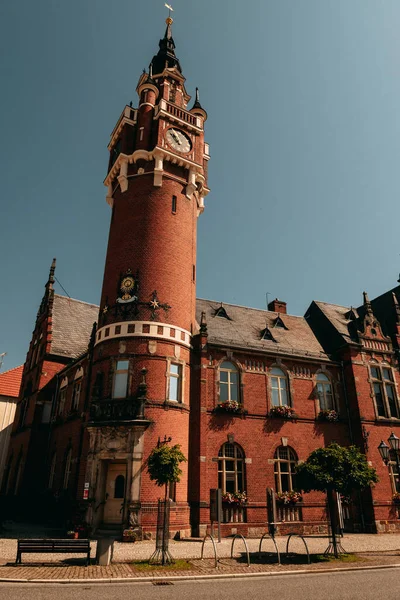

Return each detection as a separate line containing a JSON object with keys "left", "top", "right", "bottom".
{"left": 1, "top": 562, "right": 400, "bottom": 584}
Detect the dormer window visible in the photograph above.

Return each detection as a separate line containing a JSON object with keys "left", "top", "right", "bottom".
{"left": 273, "top": 316, "right": 288, "bottom": 329}
{"left": 215, "top": 306, "right": 230, "bottom": 319}
{"left": 261, "top": 327, "right": 276, "bottom": 342}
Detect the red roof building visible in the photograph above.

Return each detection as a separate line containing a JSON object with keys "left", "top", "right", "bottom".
{"left": 0, "top": 366, "right": 23, "bottom": 398}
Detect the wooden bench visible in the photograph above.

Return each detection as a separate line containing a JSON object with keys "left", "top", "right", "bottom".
{"left": 16, "top": 538, "right": 91, "bottom": 566}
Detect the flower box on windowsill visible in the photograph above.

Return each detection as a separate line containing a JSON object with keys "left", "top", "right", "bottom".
{"left": 212, "top": 401, "right": 247, "bottom": 416}
{"left": 317, "top": 409, "right": 339, "bottom": 423}
{"left": 269, "top": 406, "right": 297, "bottom": 420}
{"left": 276, "top": 491, "right": 302, "bottom": 505}
{"left": 221, "top": 491, "right": 248, "bottom": 506}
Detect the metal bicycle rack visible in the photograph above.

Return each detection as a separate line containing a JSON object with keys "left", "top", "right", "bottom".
{"left": 285, "top": 533, "right": 311, "bottom": 565}
{"left": 200, "top": 534, "right": 218, "bottom": 569}
{"left": 258, "top": 532, "right": 281, "bottom": 564}
{"left": 230, "top": 534, "right": 250, "bottom": 567}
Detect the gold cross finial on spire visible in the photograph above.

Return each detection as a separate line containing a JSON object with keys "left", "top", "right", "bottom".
{"left": 165, "top": 3, "right": 174, "bottom": 24}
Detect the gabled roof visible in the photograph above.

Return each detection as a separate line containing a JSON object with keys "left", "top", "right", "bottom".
{"left": 196, "top": 299, "right": 329, "bottom": 359}
{"left": 0, "top": 365, "right": 23, "bottom": 398}
{"left": 51, "top": 295, "right": 98, "bottom": 359}
{"left": 313, "top": 301, "right": 357, "bottom": 345}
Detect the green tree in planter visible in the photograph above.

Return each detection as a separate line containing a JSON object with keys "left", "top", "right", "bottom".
{"left": 295, "top": 443, "right": 378, "bottom": 557}
{"left": 147, "top": 443, "right": 187, "bottom": 565}
{"left": 147, "top": 443, "right": 187, "bottom": 497}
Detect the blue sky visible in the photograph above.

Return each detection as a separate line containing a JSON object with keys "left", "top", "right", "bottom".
{"left": 2, "top": 0, "right": 400, "bottom": 370}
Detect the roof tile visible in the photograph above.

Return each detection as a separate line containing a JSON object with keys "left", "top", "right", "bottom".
{"left": 196, "top": 299, "right": 328, "bottom": 359}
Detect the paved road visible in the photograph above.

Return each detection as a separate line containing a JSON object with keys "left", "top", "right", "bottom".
{"left": 1, "top": 568, "right": 400, "bottom": 600}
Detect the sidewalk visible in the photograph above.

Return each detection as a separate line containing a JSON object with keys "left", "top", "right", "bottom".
{"left": 0, "top": 533, "right": 400, "bottom": 582}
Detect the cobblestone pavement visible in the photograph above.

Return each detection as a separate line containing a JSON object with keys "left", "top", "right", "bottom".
{"left": 1, "top": 532, "right": 400, "bottom": 565}
{"left": 0, "top": 552, "right": 400, "bottom": 581}
{"left": 1, "top": 525, "right": 400, "bottom": 581}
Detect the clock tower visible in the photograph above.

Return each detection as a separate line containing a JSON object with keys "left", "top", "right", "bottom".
{"left": 86, "top": 16, "right": 209, "bottom": 537}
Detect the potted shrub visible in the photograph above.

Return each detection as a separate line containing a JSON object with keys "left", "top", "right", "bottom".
{"left": 213, "top": 400, "right": 246, "bottom": 415}
{"left": 122, "top": 528, "right": 138, "bottom": 543}
{"left": 317, "top": 409, "right": 339, "bottom": 422}
{"left": 269, "top": 405, "right": 297, "bottom": 420}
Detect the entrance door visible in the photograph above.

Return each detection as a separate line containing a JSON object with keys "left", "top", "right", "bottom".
{"left": 103, "top": 463, "right": 127, "bottom": 524}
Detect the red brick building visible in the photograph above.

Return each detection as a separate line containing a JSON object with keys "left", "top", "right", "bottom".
{"left": 3, "top": 18, "right": 400, "bottom": 537}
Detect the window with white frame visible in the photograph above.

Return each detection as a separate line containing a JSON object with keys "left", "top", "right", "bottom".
{"left": 112, "top": 360, "right": 129, "bottom": 399}
{"left": 389, "top": 450, "right": 400, "bottom": 494}
{"left": 168, "top": 363, "right": 182, "bottom": 402}
{"left": 270, "top": 367, "right": 289, "bottom": 407}
{"left": 219, "top": 361, "right": 239, "bottom": 403}
{"left": 316, "top": 373, "right": 335, "bottom": 411}
{"left": 63, "top": 448, "right": 72, "bottom": 490}
{"left": 58, "top": 377, "right": 68, "bottom": 416}
{"left": 71, "top": 376, "right": 82, "bottom": 411}
{"left": 218, "top": 443, "right": 245, "bottom": 494}
{"left": 274, "top": 446, "right": 298, "bottom": 493}
{"left": 370, "top": 364, "right": 399, "bottom": 419}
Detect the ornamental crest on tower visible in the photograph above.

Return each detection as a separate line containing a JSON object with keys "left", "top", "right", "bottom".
{"left": 117, "top": 269, "right": 139, "bottom": 304}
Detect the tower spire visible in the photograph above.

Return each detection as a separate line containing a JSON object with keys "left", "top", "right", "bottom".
{"left": 151, "top": 10, "right": 182, "bottom": 75}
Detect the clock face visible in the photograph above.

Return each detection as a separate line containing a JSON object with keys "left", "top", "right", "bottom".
{"left": 121, "top": 277, "right": 135, "bottom": 292}
{"left": 166, "top": 128, "right": 192, "bottom": 153}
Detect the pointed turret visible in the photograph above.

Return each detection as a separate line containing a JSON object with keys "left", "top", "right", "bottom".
{"left": 36, "top": 258, "right": 56, "bottom": 321}
{"left": 190, "top": 87, "right": 208, "bottom": 121}
{"left": 363, "top": 291, "right": 373, "bottom": 315}
{"left": 151, "top": 16, "right": 182, "bottom": 75}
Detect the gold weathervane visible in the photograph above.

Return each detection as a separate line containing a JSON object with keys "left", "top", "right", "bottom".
{"left": 165, "top": 3, "right": 174, "bottom": 24}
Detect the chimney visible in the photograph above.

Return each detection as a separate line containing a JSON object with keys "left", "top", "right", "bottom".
{"left": 268, "top": 298, "right": 287, "bottom": 315}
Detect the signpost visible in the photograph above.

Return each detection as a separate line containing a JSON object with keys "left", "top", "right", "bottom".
{"left": 210, "top": 488, "right": 222, "bottom": 542}
{"left": 83, "top": 482, "right": 89, "bottom": 500}
{"left": 266, "top": 487, "right": 277, "bottom": 537}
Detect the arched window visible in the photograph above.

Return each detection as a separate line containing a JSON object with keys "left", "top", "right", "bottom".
{"left": 389, "top": 450, "right": 400, "bottom": 493}
{"left": 63, "top": 448, "right": 72, "bottom": 490}
{"left": 219, "top": 361, "right": 239, "bottom": 403}
{"left": 270, "top": 367, "right": 289, "bottom": 407}
{"left": 114, "top": 474, "right": 125, "bottom": 499}
{"left": 49, "top": 453, "right": 57, "bottom": 489}
{"left": 218, "top": 443, "right": 245, "bottom": 493}
{"left": 316, "top": 373, "right": 335, "bottom": 411}
{"left": 274, "top": 446, "right": 297, "bottom": 493}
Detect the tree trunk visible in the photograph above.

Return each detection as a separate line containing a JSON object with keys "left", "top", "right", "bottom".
{"left": 327, "top": 488, "right": 339, "bottom": 558}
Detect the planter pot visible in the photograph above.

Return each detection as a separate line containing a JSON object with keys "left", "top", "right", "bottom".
{"left": 122, "top": 536, "right": 137, "bottom": 543}
{"left": 67, "top": 532, "right": 79, "bottom": 539}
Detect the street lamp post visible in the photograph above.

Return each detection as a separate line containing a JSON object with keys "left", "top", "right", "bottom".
{"left": 378, "top": 432, "right": 400, "bottom": 493}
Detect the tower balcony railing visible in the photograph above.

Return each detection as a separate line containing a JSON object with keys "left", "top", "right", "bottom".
{"left": 89, "top": 396, "right": 147, "bottom": 424}
{"left": 163, "top": 101, "right": 199, "bottom": 127}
